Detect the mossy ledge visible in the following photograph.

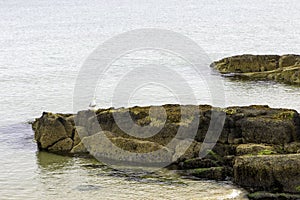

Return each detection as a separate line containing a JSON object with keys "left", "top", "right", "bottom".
{"left": 32, "top": 104, "right": 300, "bottom": 199}
{"left": 211, "top": 54, "right": 300, "bottom": 85}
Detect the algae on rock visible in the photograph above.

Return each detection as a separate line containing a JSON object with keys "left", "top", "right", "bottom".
{"left": 211, "top": 54, "right": 300, "bottom": 85}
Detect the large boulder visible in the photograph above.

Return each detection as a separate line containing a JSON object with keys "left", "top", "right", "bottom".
{"left": 237, "top": 116, "right": 296, "bottom": 145}
{"left": 234, "top": 154, "right": 300, "bottom": 193}
{"left": 279, "top": 54, "right": 300, "bottom": 68}
{"left": 33, "top": 112, "right": 69, "bottom": 149}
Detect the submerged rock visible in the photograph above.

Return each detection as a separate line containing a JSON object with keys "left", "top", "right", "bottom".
{"left": 211, "top": 54, "right": 300, "bottom": 85}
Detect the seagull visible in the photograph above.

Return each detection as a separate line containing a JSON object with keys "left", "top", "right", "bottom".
{"left": 89, "top": 98, "right": 97, "bottom": 109}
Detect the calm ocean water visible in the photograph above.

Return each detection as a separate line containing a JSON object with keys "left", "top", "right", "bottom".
{"left": 1, "top": 0, "right": 300, "bottom": 199}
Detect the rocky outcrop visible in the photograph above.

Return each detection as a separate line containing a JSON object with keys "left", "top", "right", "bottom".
{"left": 32, "top": 112, "right": 74, "bottom": 151}
{"left": 32, "top": 104, "right": 300, "bottom": 199}
{"left": 211, "top": 54, "right": 300, "bottom": 85}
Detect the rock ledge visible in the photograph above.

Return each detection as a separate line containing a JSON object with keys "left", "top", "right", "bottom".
{"left": 211, "top": 54, "right": 300, "bottom": 85}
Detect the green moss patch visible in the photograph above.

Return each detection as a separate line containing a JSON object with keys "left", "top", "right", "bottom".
{"left": 258, "top": 149, "right": 276, "bottom": 155}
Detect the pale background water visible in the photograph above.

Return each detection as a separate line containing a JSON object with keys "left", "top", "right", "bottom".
{"left": 1, "top": 0, "right": 300, "bottom": 199}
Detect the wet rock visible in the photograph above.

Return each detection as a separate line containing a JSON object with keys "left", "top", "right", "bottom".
{"left": 32, "top": 104, "right": 300, "bottom": 197}
{"left": 182, "top": 167, "right": 230, "bottom": 181}
{"left": 33, "top": 112, "right": 69, "bottom": 149}
{"left": 211, "top": 54, "right": 300, "bottom": 85}
{"left": 32, "top": 105, "right": 300, "bottom": 157}
{"left": 248, "top": 191, "right": 300, "bottom": 200}
{"left": 179, "top": 158, "right": 219, "bottom": 170}
{"left": 171, "top": 140, "right": 201, "bottom": 161}
{"left": 211, "top": 54, "right": 280, "bottom": 73}
{"left": 236, "top": 144, "right": 275, "bottom": 156}
{"left": 70, "top": 142, "right": 88, "bottom": 154}
{"left": 234, "top": 154, "right": 300, "bottom": 193}
{"left": 279, "top": 54, "right": 300, "bottom": 68}
{"left": 110, "top": 136, "right": 164, "bottom": 153}
{"left": 48, "top": 138, "right": 73, "bottom": 153}
{"left": 80, "top": 132, "right": 174, "bottom": 165}
{"left": 284, "top": 142, "right": 300, "bottom": 153}
{"left": 73, "top": 126, "right": 88, "bottom": 146}
{"left": 58, "top": 116, "right": 74, "bottom": 138}
{"left": 237, "top": 115, "right": 295, "bottom": 145}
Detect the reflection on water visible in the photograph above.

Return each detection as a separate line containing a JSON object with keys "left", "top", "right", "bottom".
{"left": 223, "top": 77, "right": 300, "bottom": 111}
{"left": 35, "top": 151, "right": 248, "bottom": 200}
{"left": 36, "top": 151, "right": 74, "bottom": 171}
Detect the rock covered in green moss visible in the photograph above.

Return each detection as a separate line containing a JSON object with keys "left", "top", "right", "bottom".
{"left": 33, "top": 112, "right": 73, "bottom": 150}
{"left": 284, "top": 142, "right": 300, "bottom": 153}
{"left": 237, "top": 115, "right": 296, "bottom": 145}
{"left": 236, "top": 144, "right": 276, "bottom": 156}
{"left": 211, "top": 54, "right": 300, "bottom": 85}
{"left": 234, "top": 154, "right": 300, "bottom": 193}
{"left": 32, "top": 104, "right": 300, "bottom": 196}
{"left": 48, "top": 138, "right": 73, "bottom": 153}
{"left": 32, "top": 104, "right": 300, "bottom": 158}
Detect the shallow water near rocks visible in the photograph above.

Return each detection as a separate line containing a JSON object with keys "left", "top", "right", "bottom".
{"left": 1, "top": 0, "right": 300, "bottom": 199}
{"left": 0, "top": 123, "right": 248, "bottom": 200}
